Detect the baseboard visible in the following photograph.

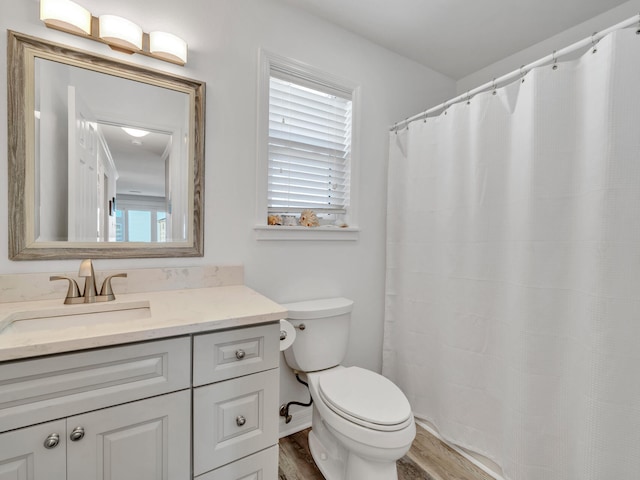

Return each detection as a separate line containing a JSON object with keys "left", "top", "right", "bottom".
{"left": 278, "top": 408, "right": 313, "bottom": 438}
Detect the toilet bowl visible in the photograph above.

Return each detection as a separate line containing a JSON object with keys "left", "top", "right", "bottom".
{"left": 282, "top": 298, "right": 416, "bottom": 480}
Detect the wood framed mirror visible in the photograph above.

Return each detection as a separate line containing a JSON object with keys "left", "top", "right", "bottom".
{"left": 7, "top": 31, "right": 205, "bottom": 260}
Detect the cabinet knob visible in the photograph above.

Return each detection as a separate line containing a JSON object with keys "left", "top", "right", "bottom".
{"left": 236, "top": 415, "right": 246, "bottom": 427}
{"left": 44, "top": 433, "right": 60, "bottom": 449}
{"left": 235, "top": 349, "right": 246, "bottom": 360}
{"left": 69, "top": 426, "right": 85, "bottom": 442}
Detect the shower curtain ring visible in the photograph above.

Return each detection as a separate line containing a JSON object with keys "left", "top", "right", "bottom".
{"left": 520, "top": 65, "right": 527, "bottom": 82}
{"left": 636, "top": 14, "right": 640, "bottom": 34}
{"left": 552, "top": 50, "right": 558, "bottom": 70}
{"left": 492, "top": 79, "right": 497, "bottom": 95}
{"left": 466, "top": 92, "right": 471, "bottom": 105}
{"left": 591, "top": 32, "right": 599, "bottom": 53}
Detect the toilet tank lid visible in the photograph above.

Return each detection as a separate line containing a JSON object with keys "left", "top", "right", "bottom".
{"left": 282, "top": 297, "right": 354, "bottom": 320}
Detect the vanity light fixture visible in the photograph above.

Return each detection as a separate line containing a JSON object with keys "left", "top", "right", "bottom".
{"left": 39, "top": 0, "right": 188, "bottom": 66}
{"left": 149, "top": 31, "right": 188, "bottom": 65}
{"left": 98, "top": 15, "right": 143, "bottom": 52}
{"left": 40, "top": 0, "right": 92, "bottom": 36}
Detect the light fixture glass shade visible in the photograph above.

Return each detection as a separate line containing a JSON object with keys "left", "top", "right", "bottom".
{"left": 149, "top": 31, "right": 188, "bottom": 64}
{"left": 99, "top": 14, "right": 143, "bottom": 51}
{"left": 40, "top": 0, "right": 92, "bottom": 36}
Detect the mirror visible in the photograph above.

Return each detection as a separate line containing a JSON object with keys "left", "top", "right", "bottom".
{"left": 7, "top": 31, "right": 205, "bottom": 259}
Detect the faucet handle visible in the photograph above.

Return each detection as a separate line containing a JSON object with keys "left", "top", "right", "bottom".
{"left": 99, "top": 273, "right": 128, "bottom": 302}
{"left": 50, "top": 276, "right": 82, "bottom": 305}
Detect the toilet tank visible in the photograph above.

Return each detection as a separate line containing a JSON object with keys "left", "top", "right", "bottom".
{"left": 282, "top": 297, "right": 354, "bottom": 372}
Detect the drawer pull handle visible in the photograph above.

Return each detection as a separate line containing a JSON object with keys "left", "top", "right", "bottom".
{"left": 236, "top": 415, "right": 246, "bottom": 427}
{"left": 235, "top": 349, "right": 246, "bottom": 360}
{"left": 44, "top": 433, "right": 60, "bottom": 449}
{"left": 69, "top": 426, "right": 85, "bottom": 442}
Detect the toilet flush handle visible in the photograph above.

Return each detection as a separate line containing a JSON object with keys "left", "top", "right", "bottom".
{"left": 282, "top": 323, "right": 305, "bottom": 339}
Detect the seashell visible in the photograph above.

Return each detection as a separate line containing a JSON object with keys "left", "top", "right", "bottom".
{"left": 299, "top": 209, "right": 319, "bottom": 227}
{"left": 268, "top": 214, "right": 282, "bottom": 225}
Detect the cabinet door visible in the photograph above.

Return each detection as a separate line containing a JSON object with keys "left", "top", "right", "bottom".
{"left": 0, "top": 420, "right": 66, "bottom": 480}
{"left": 67, "top": 390, "right": 191, "bottom": 480}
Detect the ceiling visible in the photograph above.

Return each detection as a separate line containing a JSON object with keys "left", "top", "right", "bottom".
{"left": 100, "top": 123, "right": 171, "bottom": 197}
{"left": 274, "top": 0, "right": 630, "bottom": 79}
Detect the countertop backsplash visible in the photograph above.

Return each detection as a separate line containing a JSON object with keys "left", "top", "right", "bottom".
{"left": 0, "top": 265, "right": 244, "bottom": 304}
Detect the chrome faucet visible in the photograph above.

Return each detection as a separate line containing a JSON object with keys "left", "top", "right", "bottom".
{"left": 50, "top": 259, "right": 127, "bottom": 304}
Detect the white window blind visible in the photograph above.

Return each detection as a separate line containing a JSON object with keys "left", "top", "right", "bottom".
{"left": 268, "top": 74, "right": 352, "bottom": 215}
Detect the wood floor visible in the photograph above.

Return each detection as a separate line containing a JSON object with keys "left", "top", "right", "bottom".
{"left": 278, "top": 423, "right": 496, "bottom": 480}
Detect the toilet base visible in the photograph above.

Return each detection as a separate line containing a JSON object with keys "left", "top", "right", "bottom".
{"left": 308, "top": 430, "right": 345, "bottom": 480}
{"left": 308, "top": 422, "right": 400, "bottom": 480}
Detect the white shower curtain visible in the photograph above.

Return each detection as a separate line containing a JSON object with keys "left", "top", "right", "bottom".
{"left": 383, "top": 28, "right": 640, "bottom": 480}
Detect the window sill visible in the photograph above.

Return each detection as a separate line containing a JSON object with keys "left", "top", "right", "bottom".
{"left": 254, "top": 225, "right": 360, "bottom": 241}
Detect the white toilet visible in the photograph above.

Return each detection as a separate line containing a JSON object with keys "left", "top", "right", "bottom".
{"left": 282, "top": 297, "right": 416, "bottom": 480}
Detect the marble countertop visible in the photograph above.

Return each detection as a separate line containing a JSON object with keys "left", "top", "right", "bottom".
{"left": 0, "top": 285, "right": 287, "bottom": 362}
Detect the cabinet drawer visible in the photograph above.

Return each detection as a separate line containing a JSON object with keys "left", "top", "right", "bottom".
{"left": 0, "top": 337, "right": 190, "bottom": 432}
{"left": 195, "top": 445, "right": 278, "bottom": 480}
{"left": 193, "top": 368, "right": 279, "bottom": 475}
{"left": 193, "top": 323, "right": 279, "bottom": 386}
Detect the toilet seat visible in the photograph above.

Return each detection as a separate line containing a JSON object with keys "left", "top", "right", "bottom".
{"left": 318, "top": 367, "right": 413, "bottom": 432}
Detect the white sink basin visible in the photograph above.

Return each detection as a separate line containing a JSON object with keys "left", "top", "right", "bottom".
{"left": 0, "top": 300, "right": 151, "bottom": 336}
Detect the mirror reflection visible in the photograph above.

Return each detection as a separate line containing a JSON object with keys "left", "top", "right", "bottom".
{"left": 8, "top": 31, "right": 204, "bottom": 259}
{"left": 34, "top": 57, "right": 189, "bottom": 244}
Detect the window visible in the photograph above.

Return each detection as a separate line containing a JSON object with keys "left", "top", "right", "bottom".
{"left": 256, "top": 51, "right": 359, "bottom": 240}
{"left": 115, "top": 209, "right": 167, "bottom": 242}
{"left": 268, "top": 76, "right": 351, "bottom": 220}
{"left": 114, "top": 195, "right": 168, "bottom": 242}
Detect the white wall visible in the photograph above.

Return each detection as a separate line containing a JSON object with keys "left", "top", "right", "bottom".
{"left": 0, "top": 0, "right": 454, "bottom": 430}
{"left": 457, "top": 0, "right": 640, "bottom": 94}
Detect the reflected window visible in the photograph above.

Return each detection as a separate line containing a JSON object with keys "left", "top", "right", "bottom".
{"left": 115, "top": 208, "right": 167, "bottom": 242}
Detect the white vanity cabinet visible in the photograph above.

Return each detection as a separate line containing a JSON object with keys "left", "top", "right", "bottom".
{"left": 0, "top": 322, "right": 281, "bottom": 480}
{"left": 0, "top": 337, "right": 192, "bottom": 480}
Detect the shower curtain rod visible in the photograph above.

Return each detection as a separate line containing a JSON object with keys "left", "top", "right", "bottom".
{"left": 390, "top": 13, "right": 640, "bottom": 132}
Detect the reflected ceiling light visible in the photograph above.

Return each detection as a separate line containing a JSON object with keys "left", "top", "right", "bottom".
{"left": 99, "top": 15, "right": 142, "bottom": 52}
{"left": 38, "top": 0, "right": 188, "bottom": 65}
{"left": 40, "top": 0, "right": 92, "bottom": 36}
{"left": 122, "top": 127, "right": 150, "bottom": 137}
{"left": 149, "top": 31, "right": 188, "bottom": 65}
